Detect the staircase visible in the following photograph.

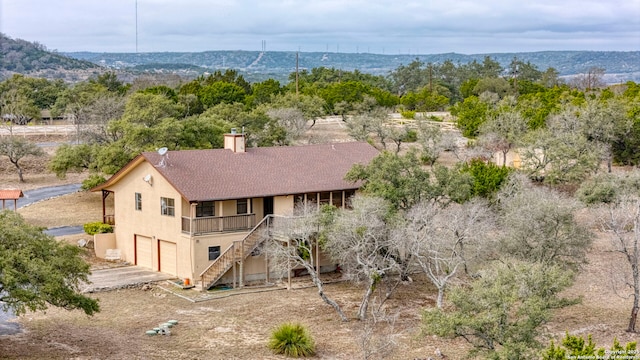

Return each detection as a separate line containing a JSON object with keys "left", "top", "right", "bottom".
{"left": 199, "top": 215, "right": 273, "bottom": 290}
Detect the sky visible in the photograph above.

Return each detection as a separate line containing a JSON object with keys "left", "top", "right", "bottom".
{"left": 1, "top": 0, "right": 639, "bottom": 54}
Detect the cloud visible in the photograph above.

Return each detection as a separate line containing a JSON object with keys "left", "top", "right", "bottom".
{"left": 1, "top": 0, "right": 638, "bottom": 53}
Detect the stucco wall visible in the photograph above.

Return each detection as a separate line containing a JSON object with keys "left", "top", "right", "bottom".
{"left": 94, "top": 233, "right": 116, "bottom": 259}
{"left": 107, "top": 161, "right": 188, "bottom": 278}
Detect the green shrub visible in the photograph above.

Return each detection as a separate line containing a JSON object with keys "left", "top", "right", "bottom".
{"left": 542, "top": 333, "right": 636, "bottom": 359}
{"left": 81, "top": 174, "right": 107, "bottom": 191}
{"left": 459, "top": 159, "right": 512, "bottom": 198}
{"left": 402, "top": 129, "right": 418, "bottom": 142}
{"left": 268, "top": 322, "right": 315, "bottom": 357}
{"left": 83, "top": 222, "right": 113, "bottom": 235}
{"left": 400, "top": 110, "right": 416, "bottom": 119}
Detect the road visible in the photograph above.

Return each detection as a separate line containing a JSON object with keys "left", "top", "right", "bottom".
{"left": 1, "top": 183, "right": 84, "bottom": 334}
{"left": 5, "top": 183, "right": 82, "bottom": 210}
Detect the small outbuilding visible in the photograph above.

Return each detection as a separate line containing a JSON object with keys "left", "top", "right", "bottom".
{"left": 0, "top": 189, "right": 24, "bottom": 210}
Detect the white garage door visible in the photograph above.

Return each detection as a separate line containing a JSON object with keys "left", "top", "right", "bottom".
{"left": 135, "top": 235, "right": 153, "bottom": 269}
{"left": 159, "top": 240, "right": 177, "bottom": 276}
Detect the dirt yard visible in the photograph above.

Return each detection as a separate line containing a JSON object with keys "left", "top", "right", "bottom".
{"left": 0, "top": 124, "right": 637, "bottom": 359}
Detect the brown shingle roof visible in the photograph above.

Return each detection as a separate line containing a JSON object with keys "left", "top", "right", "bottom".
{"left": 0, "top": 189, "right": 23, "bottom": 200}
{"left": 135, "top": 142, "right": 378, "bottom": 202}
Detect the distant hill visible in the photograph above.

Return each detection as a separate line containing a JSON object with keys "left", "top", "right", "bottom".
{"left": 66, "top": 49, "right": 640, "bottom": 83}
{"left": 0, "top": 33, "right": 102, "bottom": 81}
{"left": 2, "top": 33, "right": 638, "bottom": 84}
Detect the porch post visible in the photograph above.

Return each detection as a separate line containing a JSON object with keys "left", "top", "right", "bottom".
{"left": 101, "top": 190, "right": 108, "bottom": 223}
{"left": 239, "top": 260, "right": 244, "bottom": 288}
{"left": 265, "top": 253, "right": 270, "bottom": 285}
{"left": 232, "top": 262, "right": 237, "bottom": 289}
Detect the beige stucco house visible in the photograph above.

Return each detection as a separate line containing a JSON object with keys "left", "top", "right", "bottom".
{"left": 92, "top": 133, "right": 379, "bottom": 289}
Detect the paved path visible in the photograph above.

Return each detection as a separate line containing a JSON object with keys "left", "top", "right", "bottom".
{"left": 6, "top": 183, "right": 81, "bottom": 210}
{"left": 44, "top": 225, "right": 85, "bottom": 237}
{"left": 81, "top": 266, "right": 175, "bottom": 293}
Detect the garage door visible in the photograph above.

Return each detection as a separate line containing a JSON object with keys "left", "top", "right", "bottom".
{"left": 135, "top": 235, "right": 153, "bottom": 269}
{"left": 159, "top": 240, "right": 177, "bottom": 276}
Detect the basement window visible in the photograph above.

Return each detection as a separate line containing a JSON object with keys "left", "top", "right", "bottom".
{"left": 208, "top": 246, "right": 221, "bottom": 261}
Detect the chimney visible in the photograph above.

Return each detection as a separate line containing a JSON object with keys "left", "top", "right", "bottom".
{"left": 224, "top": 128, "right": 245, "bottom": 153}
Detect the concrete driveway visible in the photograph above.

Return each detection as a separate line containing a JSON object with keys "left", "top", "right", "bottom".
{"left": 82, "top": 266, "right": 175, "bottom": 293}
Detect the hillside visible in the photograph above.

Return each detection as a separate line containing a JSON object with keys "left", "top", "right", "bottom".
{"left": 1, "top": 33, "right": 638, "bottom": 84}
{"left": 66, "top": 49, "right": 640, "bottom": 83}
{"left": 0, "top": 33, "right": 102, "bottom": 81}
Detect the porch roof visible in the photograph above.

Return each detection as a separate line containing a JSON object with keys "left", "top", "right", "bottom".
{"left": 95, "top": 142, "right": 379, "bottom": 202}
{"left": 0, "top": 189, "right": 23, "bottom": 200}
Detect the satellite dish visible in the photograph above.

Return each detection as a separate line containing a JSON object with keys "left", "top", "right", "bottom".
{"left": 158, "top": 147, "right": 168, "bottom": 156}
{"left": 143, "top": 174, "right": 152, "bottom": 182}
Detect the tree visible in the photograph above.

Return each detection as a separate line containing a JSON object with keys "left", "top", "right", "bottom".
{"left": 595, "top": 193, "right": 640, "bottom": 332}
{"left": 519, "top": 105, "right": 603, "bottom": 184}
{"left": 415, "top": 119, "right": 444, "bottom": 166}
{"left": 0, "top": 87, "right": 40, "bottom": 127}
{"left": 0, "top": 136, "right": 45, "bottom": 182}
{"left": 0, "top": 210, "right": 99, "bottom": 316}
{"left": 578, "top": 98, "right": 631, "bottom": 172}
{"left": 199, "top": 81, "right": 246, "bottom": 108}
{"left": 266, "top": 204, "right": 349, "bottom": 322}
{"left": 345, "top": 150, "right": 432, "bottom": 212}
{"left": 450, "top": 95, "right": 490, "bottom": 138}
{"left": 325, "top": 196, "right": 404, "bottom": 320}
{"left": 423, "top": 260, "right": 576, "bottom": 359}
{"left": 477, "top": 108, "right": 528, "bottom": 166}
{"left": 497, "top": 174, "right": 593, "bottom": 270}
{"left": 400, "top": 199, "right": 495, "bottom": 308}
{"left": 265, "top": 107, "right": 307, "bottom": 143}
{"left": 571, "top": 67, "right": 606, "bottom": 91}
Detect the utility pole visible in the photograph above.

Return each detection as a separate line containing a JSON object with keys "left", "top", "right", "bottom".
{"left": 296, "top": 51, "right": 299, "bottom": 97}
{"left": 429, "top": 64, "right": 433, "bottom": 92}
{"left": 135, "top": 0, "right": 138, "bottom": 53}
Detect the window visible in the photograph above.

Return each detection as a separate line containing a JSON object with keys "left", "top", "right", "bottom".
{"left": 196, "top": 201, "right": 215, "bottom": 217}
{"left": 208, "top": 246, "right": 221, "bottom": 261}
{"left": 135, "top": 192, "right": 142, "bottom": 211}
{"left": 161, "top": 197, "right": 175, "bottom": 216}
{"left": 237, "top": 199, "right": 248, "bottom": 214}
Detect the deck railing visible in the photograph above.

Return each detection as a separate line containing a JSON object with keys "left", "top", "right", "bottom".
{"left": 181, "top": 213, "right": 256, "bottom": 235}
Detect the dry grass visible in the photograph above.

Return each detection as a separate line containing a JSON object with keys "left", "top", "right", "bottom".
{"left": 18, "top": 191, "right": 113, "bottom": 228}
{"left": 0, "top": 121, "right": 637, "bottom": 359}
{"left": 0, "top": 275, "right": 473, "bottom": 360}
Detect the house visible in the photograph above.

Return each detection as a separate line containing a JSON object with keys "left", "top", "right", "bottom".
{"left": 91, "top": 132, "right": 379, "bottom": 289}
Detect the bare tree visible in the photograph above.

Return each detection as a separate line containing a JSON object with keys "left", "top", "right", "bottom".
{"left": 416, "top": 119, "right": 443, "bottom": 166}
{"left": 571, "top": 67, "right": 606, "bottom": 91}
{"left": 265, "top": 107, "right": 307, "bottom": 143}
{"left": 325, "top": 196, "right": 404, "bottom": 320}
{"left": 497, "top": 174, "right": 593, "bottom": 270}
{"left": 358, "top": 300, "right": 400, "bottom": 360}
{"left": 399, "top": 199, "right": 495, "bottom": 308}
{"left": 596, "top": 194, "right": 640, "bottom": 332}
{"left": 477, "top": 109, "right": 528, "bottom": 166}
{"left": 82, "top": 94, "right": 125, "bottom": 144}
{"left": 265, "top": 204, "right": 349, "bottom": 322}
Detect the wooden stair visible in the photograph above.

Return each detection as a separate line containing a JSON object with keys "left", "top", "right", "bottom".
{"left": 199, "top": 215, "right": 273, "bottom": 290}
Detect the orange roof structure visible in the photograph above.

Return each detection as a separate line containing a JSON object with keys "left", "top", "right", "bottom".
{"left": 0, "top": 189, "right": 23, "bottom": 210}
